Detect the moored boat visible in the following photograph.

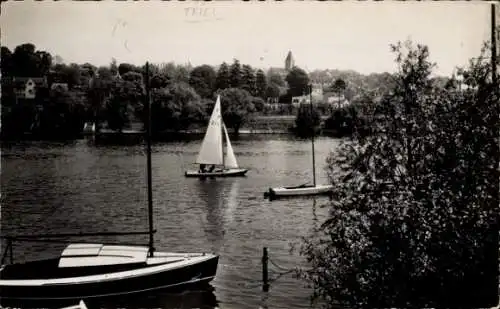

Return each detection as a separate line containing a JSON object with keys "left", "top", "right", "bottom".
{"left": 0, "top": 62, "right": 219, "bottom": 305}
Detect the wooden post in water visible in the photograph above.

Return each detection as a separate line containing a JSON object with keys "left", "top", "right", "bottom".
{"left": 262, "top": 247, "right": 269, "bottom": 292}
{"left": 145, "top": 62, "right": 155, "bottom": 257}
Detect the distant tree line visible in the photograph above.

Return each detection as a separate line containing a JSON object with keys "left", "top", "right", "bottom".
{"left": 1, "top": 42, "right": 452, "bottom": 139}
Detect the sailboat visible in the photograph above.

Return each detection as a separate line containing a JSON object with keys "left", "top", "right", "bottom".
{"left": 265, "top": 84, "right": 333, "bottom": 200}
{"left": 0, "top": 63, "right": 219, "bottom": 304}
{"left": 185, "top": 95, "right": 248, "bottom": 178}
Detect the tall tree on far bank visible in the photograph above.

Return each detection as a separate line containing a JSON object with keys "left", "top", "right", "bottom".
{"left": 215, "top": 62, "right": 231, "bottom": 90}
{"left": 229, "top": 59, "right": 242, "bottom": 88}
{"left": 241, "top": 64, "right": 256, "bottom": 95}
{"left": 189, "top": 64, "right": 217, "bottom": 98}
{"left": 219, "top": 87, "right": 255, "bottom": 134}
{"left": 255, "top": 69, "right": 267, "bottom": 99}
{"left": 331, "top": 78, "right": 347, "bottom": 102}
{"left": 286, "top": 66, "right": 310, "bottom": 97}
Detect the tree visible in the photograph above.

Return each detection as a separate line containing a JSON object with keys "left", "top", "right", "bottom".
{"left": 241, "top": 64, "right": 256, "bottom": 95}
{"left": 251, "top": 96, "right": 266, "bottom": 113}
{"left": 268, "top": 72, "right": 285, "bottom": 87}
{"left": 331, "top": 78, "right": 347, "bottom": 102}
{"left": 294, "top": 103, "right": 321, "bottom": 137}
{"left": 218, "top": 88, "right": 255, "bottom": 134}
{"left": 255, "top": 69, "right": 267, "bottom": 99}
{"left": 38, "top": 86, "right": 86, "bottom": 137}
{"left": 189, "top": 65, "right": 217, "bottom": 98}
{"left": 122, "top": 71, "right": 143, "bottom": 83}
{"left": 215, "top": 62, "right": 231, "bottom": 90}
{"left": 1, "top": 46, "right": 14, "bottom": 76}
{"left": 9, "top": 43, "right": 52, "bottom": 77}
{"left": 299, "top": 41, "right": 499, "bottom": 309}
{"left": 265, "top": 84, "right": 281, "bottom": 102}
{"left": 229, "top": 59, "right": 242, "bottom": 88}
{"left": 324, "top": 105, "right": 362, "bottom": 137}
{"left": 150, "top": 82, "right": 205, "bottom": 133}
{"left": 110, "top": 58, "right": 118, "bottom": 76}
{"left": 285, "top": 66, "right": 310, "bottom": 97}
{"left": 118, "top": 63, "right": 136, "bottom": 76}
{"left": 105, "top": 78, "right": 143, "bottom": 131}
{"left": 65, "top": 64, "right": 82, "bottom": 89}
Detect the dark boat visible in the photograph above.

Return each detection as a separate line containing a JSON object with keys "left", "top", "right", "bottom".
{"left": 0, "top": 62, "right": 219, "bottom": 304}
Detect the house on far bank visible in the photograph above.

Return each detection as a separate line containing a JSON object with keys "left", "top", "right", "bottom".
{"left": 11, "top": 77, "right": 48, "bottom": 100}
{"left": 324, "top": 91, "right": 350, "bottom": 109}
{"left": 51, "top": 82, "right": 69, "bottom": 92}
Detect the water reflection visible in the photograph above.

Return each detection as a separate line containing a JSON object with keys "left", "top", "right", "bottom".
{"left": 194, "top": 179, "right": 231, "bottom": 253}
{"left": 90, "top": 289, "right": 219, "bottom": 309}
{"left": 4, "top": 289, "right": 220, "bottom": 309}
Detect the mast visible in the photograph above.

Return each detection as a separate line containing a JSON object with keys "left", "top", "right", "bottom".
{"left": 221, "top": 99, "right": 225, "bottom": 168}
{"left": 145, "top": 62, "right": 154, "bottom": 257}
{"left": 309, "top": 84, "right": 316, "bottom": 187}
{"left": 492, "top": 4, "right": 497, "bottom": 87}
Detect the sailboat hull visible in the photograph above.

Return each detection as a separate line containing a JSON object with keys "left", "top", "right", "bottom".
{"left": 266, "top": 184, "right": 334, "bottom": 200}
{"left": 184, "top": 168, "right": 248, "bottom": 178}
{"left": 0, "top": 248, "right": 219, "bottom": 303}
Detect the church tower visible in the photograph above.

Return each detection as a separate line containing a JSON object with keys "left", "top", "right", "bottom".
{"left": 285, "top": 51, "right": 295, "bottom": 71}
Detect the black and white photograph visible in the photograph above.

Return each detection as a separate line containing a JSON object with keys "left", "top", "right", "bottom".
{"left": 1, "top": 1, "right": 499, "bottom": 309}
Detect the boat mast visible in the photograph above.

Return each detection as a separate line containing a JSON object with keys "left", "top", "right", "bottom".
{"left": 145, "top": 62, "right": 155, "bottom": 257}
{"left": 221, "top": 101, "right": 225, "bottom": 169}
{"left": 309, "top": 84, "right": 316, "bottom": 187}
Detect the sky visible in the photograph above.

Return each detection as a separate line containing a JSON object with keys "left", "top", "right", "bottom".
{"left": 1, "top": 1, "right": 493, "bottom": 76}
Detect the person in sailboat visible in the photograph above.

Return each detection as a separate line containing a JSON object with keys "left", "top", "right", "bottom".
{"left": 199, "top": 164, "right": 206, "bottom": 173}
{"left": 208, "top": 165, "right": 215, "bottom": 172}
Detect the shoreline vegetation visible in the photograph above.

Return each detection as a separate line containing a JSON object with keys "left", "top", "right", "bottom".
{"left": 1, "top": 42, "right": 453, "bottom": 142}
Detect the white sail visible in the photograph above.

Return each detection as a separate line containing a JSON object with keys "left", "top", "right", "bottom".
{"left": 195, "top": 96, "right": 224, "bottom": 165}
{"left": 223, "top": 123, "right": 239, "bottom": 169}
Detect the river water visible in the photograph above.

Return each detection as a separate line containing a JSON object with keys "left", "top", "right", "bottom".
{"left": 1, "top": 135, "right": 342, "bottom": 309}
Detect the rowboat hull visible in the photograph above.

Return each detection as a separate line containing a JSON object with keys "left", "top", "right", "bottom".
{"left": 185, "top": 168, "right": 248, "bottom": 178}
{"left": 265, "top": 184, "right": 334, "bottom": 200}
{"left": 0, "top": 246, "right": 219, "bottom": 303}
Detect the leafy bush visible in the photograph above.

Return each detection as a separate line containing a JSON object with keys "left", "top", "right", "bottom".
{"left": 294, "top": 103, "right": 321, "bottom": 137}
{"left": 299, "top": 41, "right": 499, "bottom": 309}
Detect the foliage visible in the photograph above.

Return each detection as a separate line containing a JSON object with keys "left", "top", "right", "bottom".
{"left": 267, "top": 71, "right": 286, "bottom": 87}
{"left": 38, "top": 87, "right": 87, "bottom": 137}
{"left": 1, "top": 44, "right": 52, "bottom": 78}
{"left": 229, "top": 59, "right": 242, "bottom": 88}
{"left": 105, "top": 79, "right": 143, "bottom": 131}
{"left": 299, "top": 40, "right": 499, "bottom": 309}
{"left": 286, "top": 66, "right": 310, "bottom": 97}
{"left": 218, "top": 88, "right": 255, "bottom": 134}
{"left": 150, "top": 82, "right": 205, "bottom": 133}
{"left": 323, "top": 103, "right": 373, "bottom": 138}
{"left": 251, "top": 96, "right": 266, "bottom": 113}
{"left": 294, "top": 103, "right": 321, "bottom": 137}
{"left": 189, "top": 65, "right": 217, "bottom": 98}
{"left": 331, "top": 78, "right": 347, "bottom": 95}
{"left": 215, "top": 62, "right": 231, "bottom": 90}
{"left": 265, "top": 84, "right": 281, "bottom": 101}
{"left": 122, "top": 71, "right": 143, "bottom": 83}
{"left": 241, "top": 64, "right": 256, "bottom": 95}
{"left": 255, "top": 69, "right": 267, "bottom": 99}
{"left": 118, "top": 63, "right": 140, "bottom": 76}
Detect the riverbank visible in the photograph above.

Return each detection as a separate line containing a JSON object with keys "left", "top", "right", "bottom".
{"left": 1, "top": 115, "right": 344, "bottom": 141}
